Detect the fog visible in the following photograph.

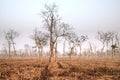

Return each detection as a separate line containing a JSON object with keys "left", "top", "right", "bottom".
{"left": 0, "top": 0, "right": 120, "bottom": 52}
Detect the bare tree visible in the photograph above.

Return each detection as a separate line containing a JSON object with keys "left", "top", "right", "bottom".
{"left": 53, "top": 22, "right": 73, "bottom": 61}
{"left": 41, "top": 4, "right": 76, "bottom": 62}
{"left": 115, "top": 33, "right": 120, "bottom": 53}
{"left": 2, "top": 44, "right": 7, "bottom": 57}
{"left": 67, "top": 32, "right": 77, "bottom": 60}
{"left": 52, "top": 22, "right": 65, "bottom": 61}
{"left": 41, "top": 3, "right": 62, "bottom": 63}
{"left": 96, "top": 31, "right": 106, "bottom": 55}
{"left": 31, "top": 28, "right": 48, "bottom": 60}
{"left": 110, "top": 33, "right": 120, "bottom": 57}
{"left": 88, "top": 42, "right": 93, "bottom": 58}
{"left": 96, "top": 31, "right": 115, "bottom": 57}
{"left": 104, "top": 32, "right": 114, "bottom": 55}
{"left": 75, "top": 35, "right": 88, "bottom": 57}
{"left": 24, "top": 44, "right": 32, "bottom": 58}
{"left": 5, "top": 29, "right": 19, "bottom": 58}
{"left": 61, "top": 23, "right": 73, "bottom": 54}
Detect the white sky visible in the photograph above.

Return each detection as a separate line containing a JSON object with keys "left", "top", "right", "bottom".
{"left": 0, "top": 0, "right": 120, "bottom": 52}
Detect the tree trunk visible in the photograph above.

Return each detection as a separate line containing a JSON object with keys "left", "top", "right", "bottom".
{"left": 38, "top": 47, "right": 40, "bottom": 59}
{"left": 40, "top": 47, "right": 43, "bottom": 62}
{"left": 49, "top": 41, "right": 54, "bottom": 63}
{"left": 112, "top": 48, "right": 114, "bottom": 59}
{"left": 8, "top": 41, "right": 11, "bottom": 58}
{"left": 101, "top": 43, "right": 105, "bottom": 57}
{"left": 49, "top": 15, "right": 54, "bottom": 63}
{"left": 63, "top": 40, "right": 66, "bottom": 54}
{"left": 69, "top": 46, "right": 74, "bottom": 60}
{"left": 106, "top": 43, "right": 109, "bottom": 57}
{"left": 12, "top": 43, "right": 16, "bottom": 57}
{"left": 41, "top": 47, "right": 43, "bottom": 58}
{"left": 79, "top": 44, "right": 82, "bottom": 57}
{"left": 55, "top": 43, "right": 58, "bottom": 62}
{"left": 89, "top": 42, "right": 93, "bottom": 58}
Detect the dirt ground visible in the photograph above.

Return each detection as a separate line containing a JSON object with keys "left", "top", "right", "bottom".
{"left": 0, "top": 58, "right": 120, "bottom": 80}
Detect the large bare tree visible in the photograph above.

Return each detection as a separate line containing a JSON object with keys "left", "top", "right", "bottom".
{"left": 41, "top": 4, "right": 62, "bottom": 63}
{"left": 41, "top": 3, "right": 76, "bottom": 63}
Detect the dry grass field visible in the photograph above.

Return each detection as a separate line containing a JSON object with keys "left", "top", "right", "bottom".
{"left": 0, "top": 58, "right": 120, "bottom": 80}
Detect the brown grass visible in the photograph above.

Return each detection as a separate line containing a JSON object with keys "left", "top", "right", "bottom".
{"left": 0, "top": 58, "right": 120, "bottom": 80}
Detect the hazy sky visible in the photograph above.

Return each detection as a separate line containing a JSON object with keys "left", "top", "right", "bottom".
{"left": 0, "top": 0, "right": 120, "bottom": 51}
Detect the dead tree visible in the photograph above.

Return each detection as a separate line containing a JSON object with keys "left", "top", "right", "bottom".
{"left": 61, "top": 23, "right": 73, "bottom": 54}
{"left": 5, "top": 29, "right": 19, "bottom": 58}
{"left": 96, "top": 31, "right": 115, "bottom": 57}
{"left": 41, "top": 3, "right": 71, "bottom": 63}
{"left": 31, "top": 28, "right": 48, "bottom": 60}
{"left": 53, "top": 22, "right": 73, "bottom": 61}
{"left": 2, "top": 44, "right": 8, "bottom": 57}
{"left": 75, "top": 35, "right": 88, "bottom": 57}
{"left": 96, "top": 31, "right": 106, "bottom": 56}
{"left": 115, "top": 33, "right": 120, "bottom": 55}
{"left": 104, "top": 32, "right": 114, "bottom": 56}
{"left": 67, "top": 32, "right": 77, "bottom": 60}
{"left": 88, "top": 42, "right": 93, "bottom": 58}
{"left": 41, "top": 4, "right": 59, "bottom": 63}
{"left": 41, "top": 4, "right": 75, "bottom": 63}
